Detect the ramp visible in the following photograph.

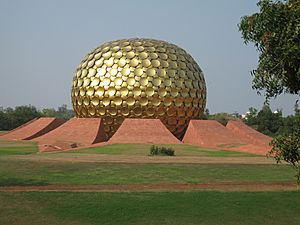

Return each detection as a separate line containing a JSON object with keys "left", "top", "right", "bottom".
{"left": 108, "top": 118, "right": 181, "bottom": 144}
{"left": 229, "top": 143, "right": 272, "bottom": 156}
{"left": 226, "top": 120, "right": 272, "bottom": 146}
{"left": 0, "top": 118, "right": 65, "bottom": 141}
{"left": 182, "top": 120, "right": 249, "bottom": 148}
{"left": 34, "top": 118, "right": 107, "bottom": 152}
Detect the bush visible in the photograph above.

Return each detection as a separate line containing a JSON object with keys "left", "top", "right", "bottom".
{"left": 149, "top": 145, "right": 175, "bottom": 156}
{"left": 268, "top": 130, "right": 300, "bottom": 184}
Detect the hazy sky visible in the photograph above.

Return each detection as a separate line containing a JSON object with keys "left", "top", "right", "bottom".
{"left": 0, "top": 0, "right": 298, "bottom": 115}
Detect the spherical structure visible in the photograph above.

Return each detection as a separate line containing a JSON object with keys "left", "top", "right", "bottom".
{"left": 71, "top": 38, "right": 206, "bottom": 139}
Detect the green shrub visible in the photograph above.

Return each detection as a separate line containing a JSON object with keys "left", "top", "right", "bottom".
{"left": 269, "top": 130, "right": 300, "bottom": 184}
{"left": 149, "top": 145, "right": 175, "bottom": 156}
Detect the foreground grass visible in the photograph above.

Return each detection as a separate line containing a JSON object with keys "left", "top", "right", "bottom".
{"left": 66, "top": 144, "right": 255, "bottom": 157}
{"left": 0, "top": 140, "right": 38, "bottom": 156}
{"left": 0, "top": 158, "right": 295, "bottom": 186}
{"left": 1, "top": 191, "right": 300, "bottom": 225}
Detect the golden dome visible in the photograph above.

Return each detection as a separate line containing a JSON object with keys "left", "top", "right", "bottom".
{"left": 71, "top": 38, "right": 206, "bottom": 139}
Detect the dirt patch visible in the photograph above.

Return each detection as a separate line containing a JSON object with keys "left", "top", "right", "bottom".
{"left": 0, "top": 182, "right": 297, "bottom": 192}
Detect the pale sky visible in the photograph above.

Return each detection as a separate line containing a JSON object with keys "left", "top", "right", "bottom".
{"left": 0, "top": 0, "right": 298, "bottom": 115}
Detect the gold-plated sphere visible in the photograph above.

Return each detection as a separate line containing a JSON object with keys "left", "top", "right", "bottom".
{"left": 71, "top": 38, "right": 206, "bottom": 139}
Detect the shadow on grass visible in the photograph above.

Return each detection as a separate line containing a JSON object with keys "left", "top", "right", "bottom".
{"left": 0, "top": 177, "right": 49, "bottom": 186}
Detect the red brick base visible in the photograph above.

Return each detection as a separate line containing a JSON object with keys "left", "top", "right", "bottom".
{"left": 33, "top": 118, "right": 107, "bottom": 152}
{"left": 108, "top": 118, "right": 182, "bottom": 145}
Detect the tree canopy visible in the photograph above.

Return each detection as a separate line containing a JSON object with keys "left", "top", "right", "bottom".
{"left": 239, "top": 0, "right": 300, "bottom": 99}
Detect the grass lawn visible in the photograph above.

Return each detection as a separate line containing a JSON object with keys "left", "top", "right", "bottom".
{"left": 0, "top": 140, "right": 299, "bottom": 225}
{"left": 66, "top": 144, "right": 256, "bottom": 157}
{"left": 0, "top": 139, "right": 255, "bottom": 157}
{"left": 0, "top": 140, "right": 38, "bottom": 156}
{"left": 1, "top": 191, "right": 300, "bottom": 225}
{"left": 0, "top": 158, "right": 295, "bottom": 186}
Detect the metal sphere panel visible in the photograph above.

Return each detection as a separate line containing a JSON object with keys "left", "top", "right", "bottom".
{"left": 71, "top": 38, "right": 206, "bottom": 139}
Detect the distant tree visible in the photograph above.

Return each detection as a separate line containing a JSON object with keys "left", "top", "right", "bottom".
{"left": 0, "top": 104, "right": 75, "bottom": 131}
{"left": 202, "top": 108, "right": 210, "bottom": 120}
{"left": 243, "top": 105, "right": 283, "bottom": 136}
{"left": 8, "top": 105, "right": 42, "bottom": 127}
{"left": 40, "top": 105, "right": 74, "bottom": 120}
{"left": 239, "top": 0, "right": 300, "bottom": 99}
{"left": 231, "top": 111, "right": 242, "bottom": 119}
{"left": 41, "top": 108, "right": 57, "bottom": 117}
{"left": 277, "top": 102, "right": 300, "bottom": 135}
{"left": 208, "top": 112, "right": 239, "bottom": 126}
{"left": 243, "top": 107, "right": 258, "bottom": 127}
{"left": 256, "top": 105, "right": 283, "bottom": 136}
{"left": 56, "top": 104, "right": 74, "bottom": 120}
{"left": 0, "top": 110, "right": 9, "bottom": 130}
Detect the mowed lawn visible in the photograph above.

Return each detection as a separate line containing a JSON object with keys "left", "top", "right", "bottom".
{"left": 0, "top": 139, "right": 38, "bottom": 155}
{"left": 1, "top": 139, "right": 300, "bottom": 225}
{"left": 66, "top": 143, "right": 255, "bottom": 157}
{"left": 0, "top": 159, "right": 296, "bottom": 186}
{"left": 0, "top": 139, "right": 295, "bottom": 186}
{"left": 1, "top": 191, "right": 300, "bottom": 225}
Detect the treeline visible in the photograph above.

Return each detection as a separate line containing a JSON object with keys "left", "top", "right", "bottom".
{"left": 204, "top": 104, "right": 300, "bottom": 137}
{"left": 243, "top": 105, "right": 300, "bottom": 137}
{"left": 0, "top": 105, "right": 74, "bottom": 131}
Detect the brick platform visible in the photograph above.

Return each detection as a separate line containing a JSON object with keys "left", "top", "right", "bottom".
{"left": 34, "top": 118, "right": 107, "bottom": 152}
{"left": 108, "top": 118, "right": 182, "bottom": 145}
{"left": 183, "top": 120, "right": 249, "bottom": 148}
{"left": 226, "top": 120, "right": 272, "bottom": 146}
{"left": 0, "top": 118, "right": 65, "bottom": 141}
{"left": 2, "top": 117, "right": 273, "bottom": 155}
{"left": 183, "top": 120, "right": 272, "bottom": 155}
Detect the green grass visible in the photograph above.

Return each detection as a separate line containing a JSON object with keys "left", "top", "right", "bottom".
{"left": 1, "top": 191, "right": 300, "bottom": 225}
{"left": 0, "top": 159, "right": 295, "bottom": 186}
{"left": 0, "top": 140, "right": 38, "bottom": 156}
{"left": 217, "top": 143, "right": 246, "bottom": 148}
{"left": 65, "top": 144, "right": 256, "bottom": 157}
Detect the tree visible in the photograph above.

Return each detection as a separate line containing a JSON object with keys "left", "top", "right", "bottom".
{"left": 56, "top": 104, "right": 74, "bottom": 120}
{"left": 0, "top": 105, "right": 74, "bottom": 131}
{"left": 9, "top": 105, "right": 42, "bottom": 129}
{"left": 239, "top": 0, "right": 300, "bottom": 183}
{"left": 269, "top": 131, "right": 300, "bottom": 184}
{"left": 277, "top": 103, "right": 300, "bottom": 135}
{"left": 256, "top": 105, "right": 283, "bottom": 136}
{"left": 208, "top": 112, "right": 239, "bottom": 126}
{"left": 202, "top": 108, "right": 210, "bottom": 120}
{"left": 243, "top": 107, "right": 258, "bottom": 126}
{"left": 41, "top": 108, "right": 57, "bottom": 117}
{"left": 239, "top": 0, "right": 300, "bottom": 99}
{"left": 243, "top": 105, "right": 283, "bottom": 136}
{"left": 42, "top": 105, "right": 75, "bottom": 120}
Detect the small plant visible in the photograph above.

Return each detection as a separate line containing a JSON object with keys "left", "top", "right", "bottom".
{"left": 150, "top": 145, "right": 159, "bottom": 155}
{"left": 149, "top": 145, "right": 175, "bottom": 156}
